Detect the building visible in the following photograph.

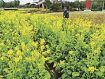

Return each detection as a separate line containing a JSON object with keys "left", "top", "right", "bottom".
{"left": 31, "top": 0, "right": 45, "bottom": 8}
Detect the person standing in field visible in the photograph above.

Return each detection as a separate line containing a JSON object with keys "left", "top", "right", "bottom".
{"left": 63, "top": 7, "right": 69, "bottom": 18}
{"left": 62, "top": 7, "right": 69, "bottom": 31}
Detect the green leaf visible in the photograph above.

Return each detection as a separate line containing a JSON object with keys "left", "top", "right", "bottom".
{"left": 72, "top": 72, "right": 80, "bottom": 77}
{"left": 95, "top": 72, "right": 103, "bottom": 77}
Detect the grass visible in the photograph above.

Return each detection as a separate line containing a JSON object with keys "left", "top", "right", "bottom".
{"left": 49, "top": 11, "right": 105, "bottom": 25}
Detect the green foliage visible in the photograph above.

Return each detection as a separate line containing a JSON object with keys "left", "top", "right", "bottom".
{"left": 14, "top": 0, "right": 20, "bottom": 7}
{"left": 2, "top": 0, "right": 20, "bottom": 8}
{"left": 50, "top": 3, "right": 62, "bottom": 12}
{"left": 0, "top": 11, "right": 105, "bottom": 79}
{"left": 32, "top": 16, "right": 105, "bottom": 78}
{"left": 0, "top": 0, "right": 4, "bottom": 7}
{"left": 44, "top": 0, "right": 52, "bottom": 9}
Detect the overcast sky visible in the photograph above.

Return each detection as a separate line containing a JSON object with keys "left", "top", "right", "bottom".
{"left": 4, "top": 0, "right": 85, "bottom": 5}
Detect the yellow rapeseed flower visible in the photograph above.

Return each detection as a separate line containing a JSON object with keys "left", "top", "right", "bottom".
{"left": 7, "top": 49, "right": 13, "bottom": 55}
{"left": 40, "top": 39, "right": 45, "bottom": 45}
{"left": 21, "top": 42, "right": 27, "bottom": 51}
{"left": 14, "top": 57, "right": 20, "bottom": 63}
{"left": 88, "top": 66, "right": 96, "bottom": 73}
{"left": 40, "top": 45, "right": 45, "bottom": 51}
{"left": 16, "top": 50, "right": 22, "bottom": 57}
{"left": 60, "top": 60, "right": 65, "bottom": 65}
{"left": 32, "top": 41, "right": 38, "bottom": 48}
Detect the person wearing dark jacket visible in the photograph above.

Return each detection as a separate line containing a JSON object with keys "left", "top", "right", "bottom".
{"left": 63, "top": 7, "right": 69, "bottom": 18}
{"left": 62, "top": 7, "right": 69, "bottom": 31}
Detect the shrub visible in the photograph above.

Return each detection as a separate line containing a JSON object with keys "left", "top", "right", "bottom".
{"left": 0, "top": 11, "right": 105, "bottom": 79}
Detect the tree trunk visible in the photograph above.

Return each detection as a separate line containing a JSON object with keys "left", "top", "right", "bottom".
{"left": 102, "top": 1, "right": 105, "bottom": 10}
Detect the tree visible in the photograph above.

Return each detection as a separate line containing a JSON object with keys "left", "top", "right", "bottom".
{"left": 44, "top": 0, "right": 52, "bottom": 9}
{"left": 14, "top": 0, "right": 20, "bottom": 7}
{"left": 0, "top": 0, "right": 4, "bottom": 8}
{"left": 75, "top": 0, "right": 80, "bottom": 11}
{"left": 91, "top": 1, "right": 101, "bottom": 11}
{"left": 92, "top": 0, "right": 105, "bottom": 10}
{"left": 16, "top": 0, "right": 20, "bottom": 7}
{"left": 50, "top": 3, "right": 62, "bottom": 11}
